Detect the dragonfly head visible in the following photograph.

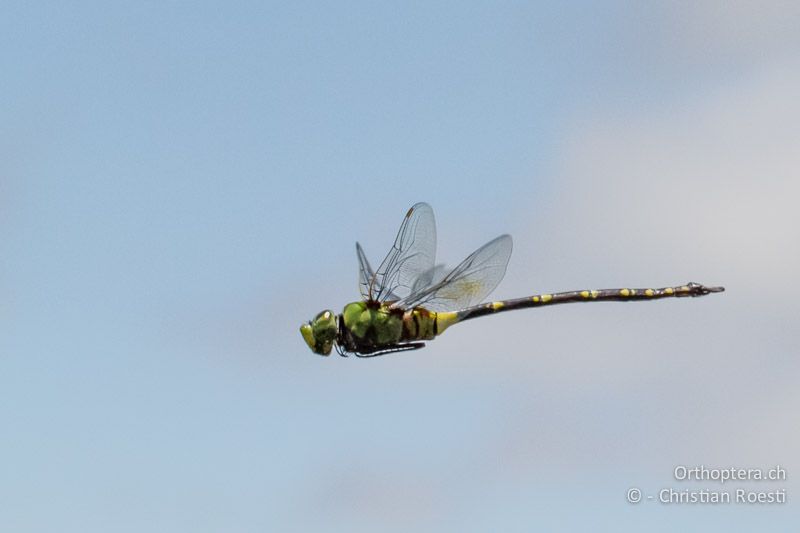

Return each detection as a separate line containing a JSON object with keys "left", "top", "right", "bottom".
{"left": 300, "top": 310, "right": 337, "bottom": 356}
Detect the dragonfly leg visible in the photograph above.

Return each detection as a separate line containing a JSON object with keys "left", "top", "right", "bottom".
{"left": 355, "top": 342, "right": 426, "bottom": 358}
{"left": 334, "top": 343, "right": 351, "bottom": 357}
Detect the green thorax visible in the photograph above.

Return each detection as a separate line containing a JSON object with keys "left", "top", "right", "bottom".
{"left": 341, "top": 301, "right": 440, "bottom": 348}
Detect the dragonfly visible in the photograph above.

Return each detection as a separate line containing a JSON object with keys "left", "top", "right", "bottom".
{"left": 300, "top": 202, "right": 724, "bottom": 357}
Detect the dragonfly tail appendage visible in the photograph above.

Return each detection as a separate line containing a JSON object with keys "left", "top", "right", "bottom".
{"left": 435, "top": 282, "right": 724, "bottom": 333}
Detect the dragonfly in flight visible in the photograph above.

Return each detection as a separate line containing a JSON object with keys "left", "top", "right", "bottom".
{"left": 300, "top": 203, "right": 724, "bottom": 357}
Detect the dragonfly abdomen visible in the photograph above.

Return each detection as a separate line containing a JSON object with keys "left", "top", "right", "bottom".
{"left": 401, "top": 307, "right": 437, "bottom": 341}
{"left": 435, "top": 282, "right": 724, "bottom": 333}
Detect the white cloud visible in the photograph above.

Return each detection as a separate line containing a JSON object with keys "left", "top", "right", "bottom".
{"left": 544, "top": 60, "right": 800, "bottom": 300}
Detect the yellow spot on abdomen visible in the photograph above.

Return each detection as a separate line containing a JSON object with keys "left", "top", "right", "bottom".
{"left": 645, "top": 289, "right": 655, "bottom": 297}
{"left": 435, "top": 311, "right": 459, "bottom": 335}
{"left": 491, "top": 301, "right": 504, "bottom": 310}
{"left": 664, "top": 287, "right": 674, "bottom": 295}
{"left": 580, "top": 290, "right": 590, "bottom": 298}
{"left": 532, "top": 296, "right": 540, "bottom": 303}
{"left": 591, "top": 290, "right": 598, "bottom": 299}
{"left": 542, "top": 294, "right": 552, "bottom": 303}
{"left": 620, "top": 289, "right": 630, "bottom": 297}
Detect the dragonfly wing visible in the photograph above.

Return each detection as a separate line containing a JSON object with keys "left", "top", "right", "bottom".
{"left": 356, "top": 242, "right": 375, "bottom": 301}
{"left": 371, "top": 202, "right": 437, "bottom": 302}
{"left": 410, "top": 263, "right": 448, "bottom": 294}
{"left": 357, "top": 242, "right": 403, "bottom": 301}
{"left": 394, "top": 234, "right": 512, "bottom": 312}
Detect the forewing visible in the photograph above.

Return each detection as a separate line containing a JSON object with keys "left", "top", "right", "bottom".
{"left": 394, "top": 234, "right": 512, "bottom": 311}
{"left": 371, "top": 202, "right": 437, "bottom": 301}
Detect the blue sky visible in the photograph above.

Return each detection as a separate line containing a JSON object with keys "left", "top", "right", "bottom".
{"left": 2, "top": 2, "right": 799, "bottom": 531}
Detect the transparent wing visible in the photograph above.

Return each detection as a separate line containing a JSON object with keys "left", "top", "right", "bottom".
{"left": 356, "top": 242, "right": 375, "bottom": 301}
{"left": 370, "top": 202, "right": 437, "bottom": 302}
{"left": 410, "top": 264, "right": 448, "bottom": 294}
{"left": 393, "top": 234, "right": 512, "bottom": 312}
{"left": 357, "top": 242, "right": 403, "bottom": 301}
